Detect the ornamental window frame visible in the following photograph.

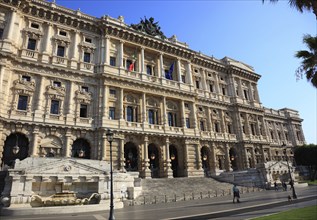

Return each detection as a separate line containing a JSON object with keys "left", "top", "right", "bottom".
{"left": 147, "top": 97, "right": 160, "bottom": 125}
{"left": 12, "top": 74, "right": 36, "bottom": 113}
{"left": 75, "top": 86, "right": 93, "bottom": 120}
{"left": 45, "top": 80, "right": 66, "bottom": 117}
{"left": 123, "top": 93, "right": 140, "bottom": 123}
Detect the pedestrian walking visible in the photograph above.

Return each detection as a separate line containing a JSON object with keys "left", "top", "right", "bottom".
{"left": 274, "top": 181, "right": 278, "bottom": 191}
{"left": 232, "top": 184, "right": 240, "bottom": 203}
{"left": 282, "top": 182, "right": 287, "bottom": 191}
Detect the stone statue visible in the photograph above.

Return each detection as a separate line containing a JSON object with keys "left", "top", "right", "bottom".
{"left": 131, "top": 17, "right": 166, "bottom": 40}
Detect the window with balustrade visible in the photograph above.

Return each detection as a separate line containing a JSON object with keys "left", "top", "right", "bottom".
{"left": 27, "top": 38, "right": 36, "bottom": 50}
{"left": 110, "top": 56, "right": 116, "bottom": 66}
{"left": 57, "top": 45, "right": 65, "bottom": 57}
{"left": 83, "top": 52, "right": 91, "bottom": 63}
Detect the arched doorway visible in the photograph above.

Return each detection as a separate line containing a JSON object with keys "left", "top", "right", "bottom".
{"left": 229, "top": 148, "right": 238, "bottom": 171}
{"left": 124, "top": 142, "right": 138, "bottom": 171}
{"left": 169, "top": 145, "right": 178, "bottom": 177}
{"left": 148, "top": 143, "right": 159, "bottom": 178}
{"left": 71, "top": 138, "right": 90, "bottom": 159}
{"left": 1, "top": 133, "right": 29, "bottom": 167}
{"left": 201, "top": 146, "right": 210, "bottom": 176}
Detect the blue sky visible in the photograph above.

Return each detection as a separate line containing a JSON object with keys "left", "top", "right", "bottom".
{"left": 56, "top": 0, "right": 316, "bottom": 144}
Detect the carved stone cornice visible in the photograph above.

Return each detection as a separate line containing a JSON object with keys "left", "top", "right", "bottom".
{"left": 75, "top": 90, "right": 93, "bottom": 104}
{"left": 13, "top": 78, "right": 35, "bottom": 95}
{"left": 45, "top": 85, "right": 65, "bottom": 100}
{"left": 22, "top": 27, "right": 43, "bottom": 39}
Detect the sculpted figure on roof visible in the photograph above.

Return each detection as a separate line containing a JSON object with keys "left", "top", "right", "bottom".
{"left": 131, "top": 16, "right": 166, "bottom": 40}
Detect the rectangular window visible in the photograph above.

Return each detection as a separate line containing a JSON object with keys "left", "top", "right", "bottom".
{"left": 0, "top": 28, "right": 4, "bottom": 39}
{"left": 200, "top": 121, "right": 205, "bottom": 131}
{"left": 196, "top": 80, "right": 200, "bottom": 89}
{"left": 184, "top": 103, "right": 189, "bottom": 109}
{"left": 22, "top": 75, "right": 31, "bottom": 82}
{"left": 222, "top": 87, "right": 226, "bottom": 95}
{"left": 215, "top": 123, "right": 219, "bottom": 133}
{"left": 84, "top": 52, "right": 91, "bottom": 63}
{"left": 85, "top": 38, "right": 92, "bottom": 43}
{"left": 186, "top": 118, "right": 190, "bottom": 128}
{"left": 209, "top": 84, "right": 214, "bottom": 92}
{"left": 59, "top": 30, "right": 67, "bottom": 36}
{"left": 126, "top": 60, "right": 133, "bottom": 70}
{"left": 109, "top": 107, "right": 115, "bottom": 119}
{"left": 227, "top": 124, "right": 232, "bottom": 134}
{"left": 243, "top": 90, "right": 249, "bottom": 100}
{"left": 17, "top": 95, "right": 28, "bottom": 110}
{"left": 27, "top": 38, "right": 36, "bottom": 50}
{"left": 146, "top": 65, "right": 152, "bottom": 75}
{"left": 126, "top": 106, "right": 133, "bottom": 122}
{"left": 31, "top": 23, "right": 39, "bottom": 29}
{"left": 181, "top": 75, "right": 186, "bottom": 83}
{"left": 148, "top": 109, "right": 155, "bottom": 124}
{"left": 50, "top": 100, "right": 60, "bottom": 114}
{"left": 110, "top": 56, "right": 116, "bottom": 66}
{"left": 80, "top": 104, "right": 88, "bottom": 118}
{"left": 57, "top": 45, "right": 65, "bottom": 57}
{"left": 109, "top": 89, "right": 116, "bottom": 97}
{"left": 82, "top": 86, "right": 89, "bottom": 92}
{"left": 53, "top": 81, "right": 61, "bottom": 87}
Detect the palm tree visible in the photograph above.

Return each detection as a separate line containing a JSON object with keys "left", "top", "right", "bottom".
{"left": 263, "top": 0, "right": 317, "bottom": 19}
{"left": 295, "top": 35, "right": 317, "bottom": 88}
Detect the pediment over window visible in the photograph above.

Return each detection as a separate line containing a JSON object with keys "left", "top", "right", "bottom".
{"left": 46, "top": 85, "right": 66, "bottom": 99}
{"left": 147, "top": 97, "right": 159, "bottom": 107}
{"left": 166, "top": 101, "right": 178, "bottom": 110}
{"left": 75, "top": 90, "right": 92, "bottom": 103}
{"left": 13, "top": 79, "right": 35, "bottom": 95}
{"left": 22, "top": 27, "right": 43, "bottom": 39}
{"left": 124, "top": 94, "right": 138, "bottom": 104}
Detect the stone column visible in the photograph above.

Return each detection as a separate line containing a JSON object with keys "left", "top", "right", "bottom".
{"left": 119, "top": 88, "right": 124, "bottom": 120}
{"left": 42, "top": 23, "right": 53, "bottom": 63}
{"left": 102, "top": 84, "right": 108, "bottom": 119}
{"left": 142, "top": 92, "right": 146, "bottom": 125}
{"left": 186, "top": 62, "right": 193, "bottom": 86}
{"left": 70, "top": 30, "right": 79, "bottom": 69}
{"left": 159, "top": 53, "right": 164, "bottom": 79}
{"left": 180, "top": 100, "right": 186, "bottom": 128}
{"left": 177, "top": 59, "right": 182, "bottom": 83}
{"left": 201, "top": 69, "right": 207, "bottom": 91}
{"left": 244, "top": 148, "right": 250, "bottom": 169}
{"left": 0, "top": 66, "right": 5, "bottom": 102}
{"left": 192, "top": 102, "right": 198, "bottom": 130}
{"left": 119, "top": 138, "right": 125, "bottom": 171}
{"left": 31, "top": 129, "right": 39, "bottom": 157}
{"left": 118, "top": 41, "right": 124, "bottom": 68}
{"left": 210, "top": 143, "right": 217, "bottom": 174}
{"left": 196, "top": 144, "right": 203, "bottom": 171}
{"left": 224, "top": 143, "right": 230, "bottom": 171}
{"left": 219, "top": 110, "right": 225, "bottom": 133}
{"left": 101, "top": 135, "right": 107, "bottom": 160}
{"left": 248, "top": 82, "right": 254, "bottom": 102}
{"left": 105, "top": 37, "right": 110, "bottom": 65}
{"left": 65, "top": 133, "right": 72, "bottom": 158}
{"left": 141, "top": 47, "right": 145, "bottom": 74}
{"left": 165, "top": 137, "right": 173, "bottom": 178}
{"left": 206, "top": 108, "right": 212, "bottom": 132}
{"left": 143, "top": 136, "right": 151, "bottom": 178}
{"left": 214, "top": 72, "right": 220, "bottom": 94}
{"left": 5, "top": 9, "right": 17, "bottom": 41}
{"left": 162, "top": 96, "right": 167, "bottom": 126}
{"left": 34, "top": 76, "right": 44, "bottom": 120}
{"left": 66, "top": 81, "right": 74, "bottom": 123}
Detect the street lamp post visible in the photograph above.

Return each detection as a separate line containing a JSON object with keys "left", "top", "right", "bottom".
{"left": 106, "top": 129, "right": 115, "bottom": 220}
{"left": 283, "top": 144, "right": 297, "bottom": 199}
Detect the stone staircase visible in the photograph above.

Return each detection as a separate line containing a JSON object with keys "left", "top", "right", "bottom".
{"left": 125, "top": 177, "right": 244, "bottom": 206}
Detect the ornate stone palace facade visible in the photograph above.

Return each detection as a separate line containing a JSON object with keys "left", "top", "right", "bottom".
{"left": 0, "top": 0, "right": 305, "bottom": 179}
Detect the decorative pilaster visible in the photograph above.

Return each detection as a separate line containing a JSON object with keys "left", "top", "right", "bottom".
{"left": 119, "top": 138, "right": 125, "bottom": 171}
{"left": 224, "top": 143, "right": 230, "bottom": 172}
{"left": 186, "top": 62, "right": 193, "bottom": 86}
{"left": 101, "top": 135, "right": 107, "bottom": 160}
{"left": 42, "top": 23, "right": 53, "bottom": 63}
{"left": 118, "top": 41, "right": 124, "bottom": 68}
{"left": 64, "top": 132, "right": 72, "bottom": 158}
{"left": 142, "top": 92, "right": 146, "bottom": 126}
{"left": 159, "top": 53, "right": 164, "bottom": 79}
{"left": 180, "top": 100, "right": 186, "bottom": 128}
{"left": 70, "top": 30, "right": 79, "bottom": 69}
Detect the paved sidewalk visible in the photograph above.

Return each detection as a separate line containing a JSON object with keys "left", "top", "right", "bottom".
{"left": 1, "top": 186, "right": 316, "bottom": 220}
